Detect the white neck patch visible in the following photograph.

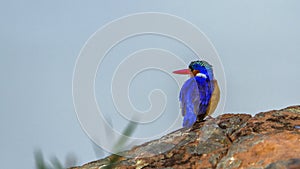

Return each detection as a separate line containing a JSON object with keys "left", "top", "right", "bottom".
{"left": 196, "top": 73, "right": 207, "bottom": 79}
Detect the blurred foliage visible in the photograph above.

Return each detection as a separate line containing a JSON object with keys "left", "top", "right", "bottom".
{"left": 34, "top": 150, "right": 63, "bottom": 169}
{"left": 34, "top": 120, "right": 137, "bottom": 169}
{"left": 103, "top": 121, "right": 137, "bottom": 169}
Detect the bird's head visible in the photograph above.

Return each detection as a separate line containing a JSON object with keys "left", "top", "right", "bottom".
{"left": 173, "top": 60, "right": 214, "bottom": 80}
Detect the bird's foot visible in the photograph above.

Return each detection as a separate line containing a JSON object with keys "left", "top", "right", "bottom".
{"left": 205, "top": 115, "right": 214, "bottom": 120}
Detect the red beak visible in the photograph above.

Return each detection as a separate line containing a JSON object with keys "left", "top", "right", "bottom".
{"left": 172, "top": 69, "right": 191, "bottom": 75}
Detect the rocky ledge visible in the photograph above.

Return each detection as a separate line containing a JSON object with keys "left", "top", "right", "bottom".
{"left": 71, "top": 106, "right": 300, "bottom": 169}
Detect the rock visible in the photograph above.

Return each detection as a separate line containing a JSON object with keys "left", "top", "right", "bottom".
{"left": 70, "top": 106, "right": 300, "bottom": 169}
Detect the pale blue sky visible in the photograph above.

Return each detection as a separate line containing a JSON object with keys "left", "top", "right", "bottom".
{"left": 1, "top": 1, "right": 300, "bottom": 168}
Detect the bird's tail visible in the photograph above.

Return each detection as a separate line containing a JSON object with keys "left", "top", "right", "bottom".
{"left": 183, "top": 111, "right": 197, "bottom": 128}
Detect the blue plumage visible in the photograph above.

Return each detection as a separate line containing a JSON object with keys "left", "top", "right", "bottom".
{"left": 177, "top": 60, "right": 215, "bottom": 128}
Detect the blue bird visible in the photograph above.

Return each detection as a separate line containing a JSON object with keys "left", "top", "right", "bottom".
{"left": 173, "top": 60, "right": 220, "bottom": 128}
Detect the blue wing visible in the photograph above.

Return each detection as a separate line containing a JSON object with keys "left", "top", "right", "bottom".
{"left": 179, "top": 76, "right": 214, "bottom": 128}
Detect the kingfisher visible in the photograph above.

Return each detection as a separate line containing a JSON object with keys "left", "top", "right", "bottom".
{"left": 173, "top": 60, "right": 220, "bottom": 128}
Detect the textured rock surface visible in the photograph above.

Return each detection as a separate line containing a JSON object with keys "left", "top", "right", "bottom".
{"left": 71, "top": 106, "right": 300, "bottom": 169}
